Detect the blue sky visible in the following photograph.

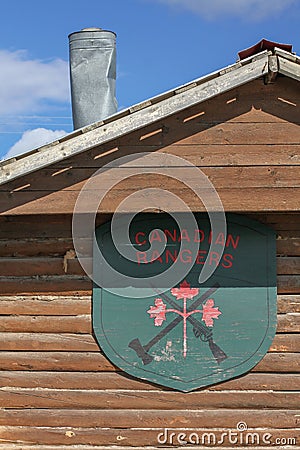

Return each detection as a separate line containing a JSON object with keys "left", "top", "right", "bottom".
{"left": 0, "top": 0, "right": 299, "bottom": 160}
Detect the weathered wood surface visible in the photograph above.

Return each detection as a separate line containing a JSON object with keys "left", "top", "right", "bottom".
{"left": 0, "top": 274, "right": 299, "bottom": 294}
{"left": 0, "top": 388, "right": 299, "bottom": 410}
{"left": 0, "top": 332, "right": 298, "bottom": 352}
{"left": 0, "top": 351, "right": 298, "bottom": 372}
{"left": 0, "top": 426, "right": 298, "bottom": 447}
{"left": 0, "top": 79, "right": 299, "bottom": 215}
{"left": 0, "top": 255, "right": 298, "bottom": 277}
{"left": 1, "top": 371, "right": 299, "bottom": 391}
{"left": 1, "top": 294, "right": 298, "bottom": 315}
{"left": 0, "top": 78, "right": 299, "bottom": 448}
{"left": 1, "top": 187, "right": 300, "bottom": 215}
{"left": 2, "top": 166, "right": 300, "bottom": 192}
{"left": 0, "top": 212, "right": 297, "bottom": 236}
{"left": 1, "top": 235, "right": 299, "bottom": 258}
{"left": 0, "top": 314, "right": 298, "bottom": 334}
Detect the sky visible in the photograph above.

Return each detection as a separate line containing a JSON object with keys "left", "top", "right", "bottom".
{"left": 0, "top": 0, "right": 299, "bottom": 160}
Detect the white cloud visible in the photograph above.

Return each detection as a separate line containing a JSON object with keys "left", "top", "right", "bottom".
{"left": 3, "top": 128, "right": 67, "bottom": 159}
{"left": 154, "top": 0, "right": 297, "bottom": 20}
{"left": 0, "top": 49, "right": 70, "bottom": 115}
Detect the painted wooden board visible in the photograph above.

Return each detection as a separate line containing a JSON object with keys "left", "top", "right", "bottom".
{"left": 93, "top": 213, "right": 277, "bottom": 391}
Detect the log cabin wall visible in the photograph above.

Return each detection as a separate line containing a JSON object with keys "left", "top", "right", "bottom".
{"left": 0, "top": 77, "right": 299, "bottom": 448}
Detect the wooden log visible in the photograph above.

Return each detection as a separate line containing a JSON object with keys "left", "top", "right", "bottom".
{"left": 0, "top": 407, "right": 297, "bottom": 429}
{"left": 277, "top": 238, "right": 300, "bottom": 256}
{"left": 0, "top": 294, "right": 299, "bottom": 316}
{"left": 1, "top": 371, "right": 299, "bottom": 391}
{"left": 0, "top": 236, "right": 299, "bottom": 258}
{"left": 0, "top": 255, "right": 298, "bottom": 277}
{"left": 0, "top": 296, "right": 91, "bottom": 316}
{"left": 277, "top": 314, "right": 300, "bottom": 333}
{"left": 0, "top": 274, "right": 299, "bottom": 294}
{"left": 0, "top": 332, "right": 297, "bottom": 353}
{"left": 277, "top": 275, "right": 300, "bottom": 294}
{"left": 277, "top": 295, "right": 300, "bottom": 313}
{"left": 277, "top": 257, "right": 300, "bottom": 275}
{"left": 0, "top": 333, "right": 97, "bottom": 351}
{"left": 0, "top": 351, "right": 115, "bottom": 371}
{"left": 253, "top": 353, "right": 300, "bottom": 372}
{"left": 0, "top": 426, "right": 298, "bottom": 447}
{"left": 0, "top": 316, "right": 91, "bottom": 333}
{"left": 0, "top": 388, "right": 299, "bottom": 410}
{"left": 0, "top": 238, "right": 74, "bottom": 257}
{"left": 0, "top": 313, "right": 298, "bottom": 334}
{"left": 0, "top": 352, "right": 298, "bottom": 372}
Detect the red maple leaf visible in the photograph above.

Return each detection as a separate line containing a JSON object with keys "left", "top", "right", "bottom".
{"left": 202, "top": 299, "right": 221, "bottom": 327}
{"left": 171, "top": 280, "right": 199, "bottom": 300}
{"left": 147, "top": 298, "right": 167, "bottom": 326}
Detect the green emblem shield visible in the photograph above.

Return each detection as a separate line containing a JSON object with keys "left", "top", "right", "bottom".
{"left": 93, "top": 214, "right": 277, "bottom": 392}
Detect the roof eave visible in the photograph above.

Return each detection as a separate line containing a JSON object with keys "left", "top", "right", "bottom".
{"left": 0, "top": 48, "right": 297, "bottom": 186}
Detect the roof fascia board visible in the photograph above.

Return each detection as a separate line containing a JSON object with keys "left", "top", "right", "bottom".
{"left": 277, "top": 57, "right": 300, "bottom": 82}
{"left": 0, "top": 52, "right": 269, "bottom": 185}
{"left": 274, "top": 47, "right": 300, "bottom": 64}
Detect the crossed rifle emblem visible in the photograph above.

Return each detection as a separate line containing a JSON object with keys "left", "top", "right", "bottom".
{"left": 129, "top": 281, "right": 227, "bottom": 365}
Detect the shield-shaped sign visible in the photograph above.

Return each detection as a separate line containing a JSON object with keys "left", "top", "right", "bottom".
{"left": 93, "top": 213, "right": 277, "bottom": 392}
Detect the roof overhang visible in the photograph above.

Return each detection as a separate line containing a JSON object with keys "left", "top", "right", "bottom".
{"left": 0, "top": 47, "right": 299, "bottom": 186}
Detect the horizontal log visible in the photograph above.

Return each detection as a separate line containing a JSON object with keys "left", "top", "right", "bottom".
{"left": 277, "top": 257, "right": 300, "bottom": 275}
{"left": 1, "top": 371, "right": 299, "bottom": 391}
{"left": 0, "top": 408, "right": 297, "bottom": 430}
{"left": 277, "top": 295, "right": 300, "bottom": 313}
{"left": 0, "top": 352, "right": 298, "bottom": 373}
{"left": 0, "top": 274, "right": 299, "bottom": 295}
{"left": 0, "top": 294, "right": 299, "bottom": 316}
{"left": 0, "top": 426, "right": 298, "bottom": 447}
{"left": 0, "top": 351, "right": 114, "bottom": 371}
{"left": 0, "top": 388, "right": 299, "bottom": 410}
{"left": 277, "top": 238, "right": 300, "bottom": 256}
{"left": 0, "top": 313, "right": 298, "bottom": 334}
{"left": 1, "top": 187, "right": 300, "bottom": 215}
{"left": 1, "top": 236, "right": 299, "bottom": 258}
{"left": 0, "top": 275, "right": 92, "bottom": 295}
{"left": 0, "top": 316, "right": 91, "bottom": 333}
{"left": 0, "top": 238, "right": 74, "bottom": 257}
{"left": 276, "top": 314, "right": 300, "bottom": 333}
{"left": 6, "top": 237, "right": 300, "bottom": 258}
{"left": 270, "top": 334, "right": 300, "bottom": 352}
{"left": 0, "top": 256, "right": 299, "bottom": 277}
{"left": 0, "top": 296, "right": 91, "bottom": 316}
{"left": 0, "top": 331, "right": 298, "bottom": 353}
{"left": 253, "top": 353, "right": 300, "bottom": 372}
{"left": 277, "top": 275, "right": 300, "bottom": 294}
{"left": 0, "top": 333, "right": 97, "bottom": 351}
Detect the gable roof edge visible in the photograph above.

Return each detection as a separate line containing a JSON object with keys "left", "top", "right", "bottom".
{"left": 0, "top": 50, "right": 272, "bottom": 186}
{"left": 275, "top": 47, "right": 300, "bottom": 82}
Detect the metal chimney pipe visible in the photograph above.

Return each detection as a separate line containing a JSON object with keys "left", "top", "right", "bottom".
{"left": 68, "top": 27, "right": 117, "bottom": 129}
